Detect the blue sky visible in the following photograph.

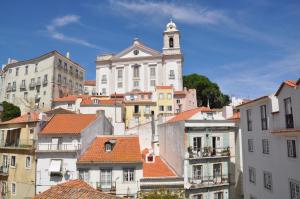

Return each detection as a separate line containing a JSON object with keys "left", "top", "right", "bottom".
{"left": 1, "top": 0, "right": 300, "bottom": 99}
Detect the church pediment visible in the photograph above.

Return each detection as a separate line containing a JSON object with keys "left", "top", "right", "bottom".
{"left": 116, "top": 39, "right": 161, "bottom": 59}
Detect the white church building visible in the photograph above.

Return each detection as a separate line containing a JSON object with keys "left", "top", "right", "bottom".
{"left": 96, "top": 20, "right": 183, "bottom": 95}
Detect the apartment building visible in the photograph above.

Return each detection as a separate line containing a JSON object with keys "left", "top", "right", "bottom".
{"left": 239, "top": 79, "right": 300, "bottom": 199}
{"left": 96, "top": 20, "right": 183, "bottom": 95}
{"left": 156, "top": 86, "right": 174, "bottom": 118}
{"left": 77, "top": 135, "right": 143, "bottom": 197}
{"left": 158, "top": 107, "right": 236, "bottom": 199}
{"left": 1, "top": 51, "right": 85, "bottom": 113}
{"left": 84, "top": 80, "right": 96, "bottom": 95}
{"left": 0, "top": 112, "right": 46, "bottom": 199}
{"left": 174, "top": 88, "right": 197, "bottom": 113}
{"left": 36, "top": 112, "right": 113, "bottom": 194}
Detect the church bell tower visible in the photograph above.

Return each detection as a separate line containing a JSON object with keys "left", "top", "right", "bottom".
{"left": 163, "top": 19, "right": 181, "bottom": 55}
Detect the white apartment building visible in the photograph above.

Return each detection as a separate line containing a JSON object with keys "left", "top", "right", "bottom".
{"left": 36, "top": 112, "right": 113, "bottom": 194}
{"left": 239, "top": 79, "right": 300, "bottom": 199}
{"left": 1, "top": 51, "right": 85, "bottom": 113}
{"left": 158, "top": 107, "right": 236, "bottom": 199}
{"left": 96, "top": 20, "right": 183, "bottom": 95}
{"left": 84, "top": 80, "right": 96, "bottom": 95}
{"left": 77, "top": 135, "right": 143, "bottom": 197}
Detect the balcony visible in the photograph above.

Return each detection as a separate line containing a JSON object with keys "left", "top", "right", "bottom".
{"left": 0, "top": 139, "right": 34, "bottom": 149}
{"left": 0, "top": 165, "right": 9, "bottom": 177}
{"left": 20, "top": 84, "right": 27, "bottom": 90}
{"left": 12, "top": 85, "right": 16, "bottom": 92}
{"left": 6, "top": 86, "right": 12, "bottom": 92}
{"left": 188, "top": 147, "right": 230, "bottom": 159}
{"left": 188, "top": 175, "right": 229, "bottom": 188}
{"left": 101, "top": 79, "right": 107, "bottom": 84}
{"left": 43, "top": 79, "right": 48, "bottom": 86}
{"left": 96, "top": 181, "right": 116, "bottom": 193}
{"left": 36, "top": 80, "right": 41, "bottom": 86}
{"left": 37, "top": 143, "right": 81, "bottom": 152}
{"left": 69, "top": 70, "right": 73, "bottom": 75}
{"left": 169, "top": 74, "right": 175, "bottom": 79}
{"left": 133, "top": 111, "right": 141, "bottom": 116}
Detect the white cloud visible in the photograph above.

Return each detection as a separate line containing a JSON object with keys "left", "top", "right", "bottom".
{"left": 46, "top": 15, "right": 100, "bottom": 49}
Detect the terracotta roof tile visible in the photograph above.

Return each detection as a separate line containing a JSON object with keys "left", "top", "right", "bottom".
{"left": 52, "top": 95, "right": 79, "bottom": 102}
{"left": 228, "top": 112, "right": 240, "bottom": 120}
{"left": 80, "top": 97, "right": 122, "bottom": 106}
{"left": 275, "top": 80, "right": 298, "bottom": 96}
{"left": 84, "top": 80, "right": 96, "bottom": 86}
{"left": 142, "top": 148, "right": 176, "bottom": 178}
{"left": 40, "top": 114, "right": 97, "bottom": 135}
{"left": 78, "top": 136, "right": 142, "bottom": 164}
{"left": 33, "top": 179, "right": 120, "bottom": 199}
{"left": 167, "top": 106, "right": 212, "bottom": 123}
{"left": 0, "top": 112, "right": 40, "bottom": 125}
{"left": 156, "top": 85, "right": 173, "bottom": 89}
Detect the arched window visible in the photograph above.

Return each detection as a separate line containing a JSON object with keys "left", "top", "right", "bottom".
{"left": 169, "top": 37, "right": 174, "bottom": 48}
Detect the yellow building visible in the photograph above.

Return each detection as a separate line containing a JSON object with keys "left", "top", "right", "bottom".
{"left": 0, "top": 112, "right": 43, "bottom": 199}
{"left": 124, "top": 91, "right": 157, "bottom": 128}
{"left": 156, "top": 86, "right": 174, "bottom": 117}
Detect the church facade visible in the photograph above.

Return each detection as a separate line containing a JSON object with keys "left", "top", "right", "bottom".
{"left": 96, "top": 20, "right": 183, "bottom": 95}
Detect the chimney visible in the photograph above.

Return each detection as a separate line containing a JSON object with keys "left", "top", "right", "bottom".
{"left": 27, "top": 112, "right": 31, "bottom": 122}
{"left": 66, "top": 52, "right": 70, "bottom": 59}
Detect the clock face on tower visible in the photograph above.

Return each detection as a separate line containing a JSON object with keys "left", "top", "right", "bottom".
{"left": 133, "top": 49, "right": 139, "bottom": 55}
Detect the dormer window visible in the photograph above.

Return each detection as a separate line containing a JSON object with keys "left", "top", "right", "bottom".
{"left": 147, "top": 155, "right": 154, "bottom": 162}
{"left": 169, "top": 37, "right": 174, "bottom": 48}
{"left": 93, "top": 99, "right": 99, "bottom": 104}
{"left": 105, "top": 143, "right": 112, "bottom": 152}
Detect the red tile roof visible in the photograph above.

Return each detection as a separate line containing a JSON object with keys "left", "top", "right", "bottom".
{"left": 78, "top": 136, "right": 142, "bottom": 164}
{"left": 52, "top": 95, "right": 79, "bottom": 102}
{"left": 174, "top": 91, "right": 186, "bottom": 96}
{"left": 33, "top": 179, "right": 120, "bottom": 199}
{"left": 228, "top": 112, "right": 240, "bottom": 120}
{"left": 0, "top": 112, "right": 40, "bottom": 125}
{"left": 156, "top": 85, "right": 173, "bottom": 89}
{"left": 275, "top": 80, "right": 298, "bottom": 96}
{"left": 167, "top": 106, "right": 212, "bottom": 123}
{"left": 40, "top": 114, "right": 97, "bottom": 135}
{"left": 142, "top": 148, "right": 176, "bottom": 178}
{"left": 80, "top": 97, "right": 122, "bottom": 106}
{"left": 84, "top": 80, "right": 96, "bottom": 86}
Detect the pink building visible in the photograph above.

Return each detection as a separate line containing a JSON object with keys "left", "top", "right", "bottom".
{"left": 173, "top": 87, "right": 197, "bottom": 113}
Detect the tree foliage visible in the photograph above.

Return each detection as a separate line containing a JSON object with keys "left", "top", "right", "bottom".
{"left": 138, "top": 189, "right": 185, "bottom": 199}
{"left": 183, "top": 73, "right": 230, "bottom": 108}
{"left": 1, "top": 101, "right": 21, "bottom": 122}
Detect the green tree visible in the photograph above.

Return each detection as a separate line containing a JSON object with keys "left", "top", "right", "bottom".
{"left": 138, "top": 189, "right": 185, "bottom": 199}
{"left": 1, "top": 101, "right": 21, "bottom": 122}
{"left": 183, "top": 73, "right": 230, "bottom": 108}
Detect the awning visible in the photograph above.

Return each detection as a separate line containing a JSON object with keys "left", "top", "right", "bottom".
{"left": 49, "top": 160, "right": 62, "bottom": 173}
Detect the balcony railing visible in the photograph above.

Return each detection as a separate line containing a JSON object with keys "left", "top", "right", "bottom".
{"left": 188, "top": 147, "right": 230, "bottom": 159}
{"left": 12, "top": 85, "right": 16, "bottom": 92}
{"left": 96, "top": 181, "right": 116, "bottom": 193}
{"left": 188, "top": 175, "right": 229, "bottom": 188}
{"left": 36, "top": 80, "right": 41, "bottom": 86}
{"left": 169, "top": 74, "right": 175, "bottom": 79}
{"left": 43, "top": 79, "right": 48, "bottom": 86}
{"left": 29, "top": 82, "right": 36, "bottom": 88}
{"left": 0, "top": 139, "right": 35, "bottom": 149}
{"left": 101, "top": 79, "right": 107, "bottom": 84}
{"left": 0, "top": 165, "right": 9, "bottom": 176}
{"left": 20, "top": 84, "right": 26, "bottom": 90}
{"left": 37, "top": 143, "right": 81, "bottom": 152}
{"left": 6, "top": 86, "right": 12, "bottom": 92}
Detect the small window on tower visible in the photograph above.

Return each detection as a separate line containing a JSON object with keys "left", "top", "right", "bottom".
{"left": 169, "top": 37, "right": 174, "bottom": 48}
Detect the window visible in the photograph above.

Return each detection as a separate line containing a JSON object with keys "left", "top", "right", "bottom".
{"left": 123, "top": 168, "right": 134, "bottom": 182}
{"left": 150, "top": 67, "right": 156, "bottom": 77}
{"left": 167, "top": 93, "right": 172, "bottom": 99}
{"left": 176, "top": 99, "right": 180, "bottom": 104}
{"left": 159, "top": 106, "right": 164, "bottom": 112}
{"left": 93, "top": 99, "right": 99, "bottom": 104}
{"left": 117, "top": 82, "right": 123, "bottom": 88}
{"left": 290, "top": 179, "right": 300, "bottom": 199}
{"left": 9, "top": 68, "right": 12, "bottom": 74}
{"left": 213, "top": 192, "right": 223, "bottom": 199}
{"left": 25, "top": 65, "right": 28, "bottom": 75}
{"left": 150, "top": 80, "right": 156, "bottom": 86}
{"left": 169, "top": 70, "right": 175, "bottom": 79}
{"left": 35, "top": 63, "right": 38, "bottom": 72}
{"left": 133, "top": 65, "right": 140, "bottom": 78}
{"left": 169, "top": 37, "right": 174, "bottom": 48}
{"left": 69, "top": 80, "right": 73, "bottom": 88}
{"left": 193, "top": 137, "right": 202, "bottom": 151}
{"left": 117, "top": 69, "right": 123, "bottom": 79}
{"left": 79, "top": 169, "right": 89, "bottom": 182}
{"left": 16, "top": 68, "right": 19, "bottom": 76}
{"left": 11, "top": 156, "right": 16, "bottom": 167}
{"left": 167, "top": 105, "right": 172, "bottom": 111}
{"left": 262, "top": 139, "right": 270, "bottom": 154}
{"left": 105, "top": 143, "right": 112, "bottom": 152}
{"left": 145, "top": 106, "right": 150, "bottom": 114}
{"left": 101, "top": 88, "right": 106, "bottom": 95}
{"left": 249, "top": 167, "right": 256, "bottom": 183}
{"left": 260, "top": 105, "right": 268, "bottom": 130}
{"left": 134, "top": 105, "right": 139, "bottom": 114}
{"left": 63, "top": 77, "right": 67, "bottom": 85}
{"left": 287, "top": 139, "right": 297, "bottom": 158}
{"left": 21, "top": 80, "right": 26, "bottom": 88}
{"left": 101, "top": 75, "right": 107, "bottom": 84}
{"left": 12, "top": 82, "right": 16, "bottom": 90}
{"left": 24, "top": 92, "right": 28, "bottom": 100}
{"left": 192, "top": 194, "right": 203, "bottom": 199}
{"left": 284, "top": 97, "right": 294, "bottom": 128}
{"left": 246, "top": 109, "right": 252, "bottom": 131}
{"left": 64, "top": 62, "right": 67, "bottom": 71}
{"left": 133, "top": 81, "right": 139, "bottom": 88}
{"left": 248, "top": 139, "right": 254, "bottom": 152}
{"left": 193, "top": 165, "right": 202, "bottom": 180}
{"left": 58, "top": 59, "right": 62, "bottom": 66}
{"left": 100, "top": 169, "right": 112, "bottom": 187}
{"left": 213, "top": 163, "right": 222, "bottom": 179}
{"left": 25, "top": 156, "right": 31, "bottom": 169}
{"left": 58, "top": 74, "right": 61, "bottom": 83}
{"left": 11, "top": 182, "right": 16, "bottom": 195}
{"left": 263, "top": 171, "right": 272, "bottom": 191}
{"left": 159, "top": 93, "right": 164, "bottom": 99}
{"left": 67, "top": 103, "right": 72, "bottom": 108}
